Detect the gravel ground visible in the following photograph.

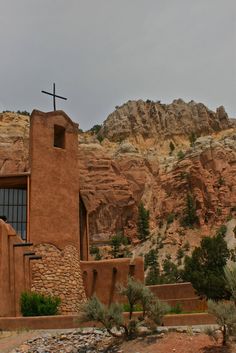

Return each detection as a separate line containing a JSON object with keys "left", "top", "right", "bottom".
{"left": 1, "top": 327, "right": 235, "bottom": 353}
{"left": 9, "top": 329, "right": 116, "bottom": 353}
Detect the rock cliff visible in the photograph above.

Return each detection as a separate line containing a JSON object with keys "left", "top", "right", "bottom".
{"left": 0, "top": 100, "right": 235, "bottom": 259}
{"left": 99, "top": 99, "right": 232, "bottom": 147}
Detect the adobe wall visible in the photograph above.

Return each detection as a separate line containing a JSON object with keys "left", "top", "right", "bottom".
{"left": 0, "top": 313, "right": 216, "bottom": 331}
{"left": 31, "top": 243, "right": 86, "bottom": 314}
{"left": 29, "top": 110, "right": 81, "bottom": 251}
{"left": 148, "top": 282, "right": 197, "bottom": 300}
{"left": 0, "top": 220, "right": 33, "bottom": 317}
{"left": 148, "top": 282, "right": 207, "bottom": 312}
{"left": 81, "top": 257, "right": 144, "bottom": 305}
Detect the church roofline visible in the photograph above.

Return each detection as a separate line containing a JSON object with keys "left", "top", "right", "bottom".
{"left": 31, "top": 110, "right": 79, "bottom": 130}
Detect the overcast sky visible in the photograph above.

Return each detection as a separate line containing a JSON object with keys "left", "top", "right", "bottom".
{"left": 0, "top": 1, "right": 235, "bottom": 130}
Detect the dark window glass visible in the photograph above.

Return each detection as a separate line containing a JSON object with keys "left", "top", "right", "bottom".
{"left": 0, "top": 188, "right": 27, "bottom": 240}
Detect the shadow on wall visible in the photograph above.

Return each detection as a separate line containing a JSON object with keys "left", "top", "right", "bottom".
{"left": 0, "top": 220, "right": 40, "bottom": 317}
{"left": 80, "top": 257, "right": 144, "bottom": 305}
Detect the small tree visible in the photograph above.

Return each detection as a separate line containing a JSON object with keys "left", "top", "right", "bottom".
{"left": 79, "top": 296, "right": 124, "bottom": 338}
{"left": 147, "top": 299, "right": 170, "bottom": 325}
{"left": 216, "top": 225, "right": 227, "bottom": 238}
{"left": 110, "top": 232, "right": 129, "bottom": 258}
{"left": 183, "top": 233, "right": 230, "bottom": 300}
{"left": 89, "top": 124, "right": 102, "bottom": 134}
{"left": 169, "top": 141, "right": 175, "bottom": 155}
{"left": 208, "top": 300, "right": 236, "bottom": 345}
{"left": 145, "top": 249, "right": 161, "bottom": 285}
{"left": 177, "top": 150, "right": 185, "bottom": 160}
{"left": 224, "top": 265, "right": 236, "bottom": 304}
{"left": 137, "top": 203, "right": 150, "bottom": 241}
{"left": 161, "top": 258, "right": 182, "bottom": 284}
{"left": 90, "top": 245, "right": 102, "bottom": 260}
{"left": 189, "top": 132, "right": 197, "bottom": 147}
{"left": 181, "top": 193, "right": 199, "bottom": 228}
{"left": 119, "top": 277, "right": 144, "bottom": 320}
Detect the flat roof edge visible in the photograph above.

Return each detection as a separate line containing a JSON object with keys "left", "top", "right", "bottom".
{"left": 0, "top": 172, "right": 30, "bottom": 178}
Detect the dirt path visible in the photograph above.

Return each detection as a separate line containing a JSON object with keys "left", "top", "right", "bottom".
{"left": 119, "top": 332, "right": 236, "bottom": 353}
{"left": 1, "top": 330, "right": 235, "bottom": 353}
{"left": 0, "top": 331, "right": 40, "bottom": 353}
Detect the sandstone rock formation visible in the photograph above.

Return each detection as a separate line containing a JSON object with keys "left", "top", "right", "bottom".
{"left": 0, "top": 112, "right": 29, "bottom": 174}
{"left": 99, "top": 99, "right": 233, "bottom": 146}
{"left": 0, "top": 100, "right": 235, "bottom": 259}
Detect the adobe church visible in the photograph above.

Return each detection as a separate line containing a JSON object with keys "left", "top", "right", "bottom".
{"left": 0, "top": 110, "right": 143, "bottom": 317}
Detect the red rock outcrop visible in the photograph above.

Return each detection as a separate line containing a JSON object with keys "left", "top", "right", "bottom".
{"left": 0, "top": 101, "right": 235, "bottom": 252}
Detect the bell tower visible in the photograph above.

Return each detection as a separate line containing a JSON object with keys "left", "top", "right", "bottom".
{"left": 29, "top": 110, "right": 83, "bottom": 252}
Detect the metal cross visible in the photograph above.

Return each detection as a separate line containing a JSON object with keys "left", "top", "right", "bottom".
{"left": 41, "top": 83, "right": 67, "bottom": 111}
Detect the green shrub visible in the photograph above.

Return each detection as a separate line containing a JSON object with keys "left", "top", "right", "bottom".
{"left": 80, "top": 280, "right": 169, "bottom": 340}
{"left": 20, "top": 292, "right": 61, "bottom": 316}
{"left": 110, "top": 232, "right": 129, "bottom": 258}
{"left": 16, "top": 110, "right": 30, "bottom": 116}
{"left": 169, "top": 141, "right": 175, "bottom": 154}
{"left": 216, "top": 225, "right": 227, "bottom": 238}
{"left": 97, "top": 135, "right": 104, "bottom": 143}
{"left": 123, "top": 303, "right": 143, "bottom": 312}
{"left": 89, "top": 124, "right": 102, "bottom": 134}
{"left": 183, "top": 241, "right": 190, "bottom": 252}
{"left": 90, "top": 245, "right": 102, "bottom": 260}
{"left": 208, "top": 300, "right": 236, "bottom": 345}
{"left": 166, "top": 213, "right": 175, "bottom": 224}
{"left": 169, "top": 303, "right": 182, "bottom": 314}
{"left": 189, "top": 132, "right": 197, "bottom": 147}
{"left": 147, "top": 299, "right": 170, "bottom": 325}
{"left": 177, "top": 150, "right": 185, "bottom": 160}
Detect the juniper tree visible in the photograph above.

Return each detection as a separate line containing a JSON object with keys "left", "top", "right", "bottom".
{"left": 181, "top": 193, "right": 199, "bottom": 228}
{"left": 169, "top": 141, "right": 175, "bottom": 154}
{"left": 137, "top": 202, "right": 150, "bottom": 241}
{"left": 183, "top": 233, "right": 230, "bottom": 300}
{"left": 145, "top": 249, "right": 161, "bottom": 285}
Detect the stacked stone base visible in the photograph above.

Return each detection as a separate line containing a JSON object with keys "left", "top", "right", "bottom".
{"left": 31, "top": 244, "right": 86, "bottom": 314}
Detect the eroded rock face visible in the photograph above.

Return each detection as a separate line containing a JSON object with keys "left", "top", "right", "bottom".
{"left": 79, "top": 143, "right": 136, "bottom": 242}
{"left": 0, "top": 112, "right": 29, "bottom": 174}
{"left": 0, "top": 102, "right": 235, "bottom": 248}
{"left": 99, "top": 99, "right": 232, "bottom": 144}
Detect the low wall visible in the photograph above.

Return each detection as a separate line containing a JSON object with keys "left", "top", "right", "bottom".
{"left": 0, "top": 313, "right": 216, "bottom": 331}
{"left": 163, "top": 298, "right": 207, "bottom": 312}
{"left": 163, "top": 313, "right": 216, "bottom": 326}
{"left": 81, "top": 257, "right": 144, "bottom": 305}
{"left": 148, "top": 282, "right": 197, "bottom": 300}
{"left": 148, "top": 282, "right": 207, "bottom": 312}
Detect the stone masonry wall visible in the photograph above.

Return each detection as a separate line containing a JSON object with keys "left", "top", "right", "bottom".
{"left": 31, "top": 244, "right": 86, "bottom": 314}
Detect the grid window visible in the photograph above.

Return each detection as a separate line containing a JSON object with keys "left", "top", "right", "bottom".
{"left": 0, "top": 188, "right": 27, "bottom": 240}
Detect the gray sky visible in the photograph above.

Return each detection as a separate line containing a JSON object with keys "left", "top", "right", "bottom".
{"left": 0, "top": 0, "right": 235, "bottom": 130}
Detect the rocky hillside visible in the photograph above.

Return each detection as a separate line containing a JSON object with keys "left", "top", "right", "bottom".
{"left": 99, "top": 99, "right": 232, "bottom": 147}
{"left": 0, "top": 100, "right": 236, "bottom": 262}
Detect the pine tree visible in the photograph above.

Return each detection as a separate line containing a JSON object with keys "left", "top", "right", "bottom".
{"left": 169, "top": 141, "right": 175, "bottom": 154}
{"left": 183, "top": 233, "right": 230, "bottom": 300}
{"left": 145, "top": 249, "right": 161, "bottom": 285}
{"left": 189, "top": 132, "right": 197, "bottom": 147}
{"left": 137, "top": 203, "right": 150, "bottom": 241}
{"left": 181, "top": 193, "right": 199, "bottom": 228}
